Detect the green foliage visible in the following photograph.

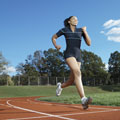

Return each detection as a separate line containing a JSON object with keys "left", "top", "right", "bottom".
{"left": 16, "top": 50, "right": 47, "bottom": 77}
{"left": 0, "top": 52, "right": 8, "bottom": 74}
{"left": 7, "top": 75, "right": 14, "bottom": 86}
{"left": 0, "top": 74, "right": 14, "bottom": 86}
{"left": 81, "top": 50, "right": 108, "bottom": 85}
{"left": 44, "top": 48, "right": 68, "bottom": 77}
{"left": 14, "top": 49, "right": 120, "bottom": 86}
{"left": 108, "top": 51, "right": 120, "bottom": 84}
{"left": 0, "top": 74, "right": 7, "bottom": 85}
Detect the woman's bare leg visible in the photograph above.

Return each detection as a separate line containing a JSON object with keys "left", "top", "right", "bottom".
{"left": 61, "top": 71, "right": 74, "bottom": 88}
{"left": 61, "top": 61, "right": 81, "bottom": 88}
{"left": 65, "top": 57, "right": 85, "bottom": 98}
{"left": 56, "top": 57, "right": 92, "bottom": 109}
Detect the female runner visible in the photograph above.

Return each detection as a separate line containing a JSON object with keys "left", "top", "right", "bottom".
{"left": 52, "top": 16, "right": 92, "bottom": 109}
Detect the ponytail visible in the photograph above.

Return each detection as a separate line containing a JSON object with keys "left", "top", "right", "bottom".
{"left": 64, "top": 16, "right": 73, "bottom": 27}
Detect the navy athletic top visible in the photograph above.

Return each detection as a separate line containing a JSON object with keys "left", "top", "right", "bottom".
{"left": 56, "top": 27, "right": 84, "bottom": 62}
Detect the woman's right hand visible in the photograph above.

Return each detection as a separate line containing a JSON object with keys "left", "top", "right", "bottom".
{"left": 55, "top": 45, "right": 61, "bottom": 50}
{"left": 82, "top": 26, "right": 87, "bottom": 32}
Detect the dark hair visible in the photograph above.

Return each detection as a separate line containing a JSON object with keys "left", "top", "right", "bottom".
{"left": 64, "top": 16, "right": 73, "bottom": 27}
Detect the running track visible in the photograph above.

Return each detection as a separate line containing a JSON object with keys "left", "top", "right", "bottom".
{"left": 0, "top": 96, "right": 120, "bottom": 120}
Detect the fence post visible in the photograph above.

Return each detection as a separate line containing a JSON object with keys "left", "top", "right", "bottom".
{"left": 28, "top": 77, "right": 30, "bottom": 86}
{"left": 18, "top": 75, "right": 20, "bottom": 86}
{"left": 48, "top": 76, "right": 49, "bottom": 85}
{"left": 40, "top": 76, "right": 41, "bottom": 85}
{"left": 64, "top": 77, "right": 66, "bottom": 83}
{"left": 94, "top": 78, "right": 95, "bottom": 86}
{"left": 38, "top": 77, "right": 40, "bottom": 86}
{"left": 6, "top": 76, "right": 8, "bottom": 86}
{"left": 56, "top": 77, "right": 58, "bottom": 85}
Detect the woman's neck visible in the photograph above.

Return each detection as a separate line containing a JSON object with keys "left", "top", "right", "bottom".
{"left": 70, "top": 24, "right": 76, "bottom": 32}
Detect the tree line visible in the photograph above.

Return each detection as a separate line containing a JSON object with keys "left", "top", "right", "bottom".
{"left": 0, "top": 52, "right": 14, "bottom": 85}
{"left": 0, "top": 49, "right": 120, "bottom": 86}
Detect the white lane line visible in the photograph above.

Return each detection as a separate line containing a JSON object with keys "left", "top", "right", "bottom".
{"left": 6, "top": 116, "right": 49, "bottom": 120}
{"left": 0, "top": 103, "right": 12, "bottom": 108}
{"left": 27, "top": 99, "right": 120, "bottom": 116}
{"left": 73, "top": 105, "right": 120, "bottom": 111}
{"left": 27, "top": 98, "right": 120, "bottom": 111}
{"left": 6, "top": 100, "right": 76, "bottom": 120}
{"left": 60, "top": 109, "right": 120, "bottom": 116}
{"left": 6, "top": 107, "right": 120, "bottom": 120}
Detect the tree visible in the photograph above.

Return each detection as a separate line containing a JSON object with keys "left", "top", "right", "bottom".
{"left": 81, "top": 50, "right": 108, "bottom": 85}
{"left": 43, "top": 48, "right": 68, "bottom": 77}
{"left": 0, "top": 52, "right": 8, "bottom": 74}
{"left": 0, "top": 74, "right": 14, "bottom": 86}
{"left": 16, "top": 54, "right": 41, "bottom": 85}
{"left": 32, "top": 50, "right": 47, "bottom": 76}
{"left": 16, "top": 63, "right": 25, "bottom": 75}
{"left": 108, "top": 51, "right": 120, "bottom": 84}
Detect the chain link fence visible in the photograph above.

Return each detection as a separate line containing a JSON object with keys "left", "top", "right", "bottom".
{"left": 1, "top": 75, "right": 120, "bottom": 86}
{"left": 12, "top": 76, "right": 69, "bottom": 86}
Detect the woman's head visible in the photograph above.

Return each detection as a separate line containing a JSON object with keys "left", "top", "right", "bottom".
{"left": 64, "top": 16, "right": 78, "bottom": 27}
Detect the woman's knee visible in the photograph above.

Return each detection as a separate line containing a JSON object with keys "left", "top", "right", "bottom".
{"left": 72, "top": 69, "right": 81, "bottom": 77}
{"left": 68, "top": 79, "right": 74, "bottom": 85}
{"left": 67, "top": 75, "right": 74, "bottom": 84}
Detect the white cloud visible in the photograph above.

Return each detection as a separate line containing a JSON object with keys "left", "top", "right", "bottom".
{"left": 3, "top": 66, "right": 16, "bottom": 74}
{"left": 103, "top": 19, "right": 114, "bottom": 29}
{"left": 105, "top": 64, "right": 109, "bottom": 70}
{"left": 106, "top": 27, "right": 120, "bottom": 35}
{"left": 101, "top": 19, "right": 120, "bottom": 43}
{"left": 103, "top": 19, "right": 120, "bottom": 29}
{"left": 108, "top": 36, "right": 120, "bottom": 42}
{"left": 100, "top": 31, "right": 105, "bottom": 34}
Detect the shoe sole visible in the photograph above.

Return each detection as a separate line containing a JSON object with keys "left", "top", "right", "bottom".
{"left": 82, "top": 97, "right": 92, "bottom": 110}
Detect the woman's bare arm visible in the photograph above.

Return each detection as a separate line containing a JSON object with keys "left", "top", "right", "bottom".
{"left": 82, "top": 26, "right": 91, "bottom": 46}
{"left": 51, "top": 34, "right": 61, "bottom": 50}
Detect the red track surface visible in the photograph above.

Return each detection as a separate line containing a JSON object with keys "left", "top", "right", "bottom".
{"left": 0, "top": 96, "right": 120, "bottom": 120}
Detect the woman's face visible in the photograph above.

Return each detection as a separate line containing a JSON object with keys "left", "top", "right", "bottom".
{"left": 69, "top": 16, "right": 78, "bottom": 26}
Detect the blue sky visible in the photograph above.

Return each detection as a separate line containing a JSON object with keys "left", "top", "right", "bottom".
{"left": 0, "top": 0, "right": 120, "bottom": 75}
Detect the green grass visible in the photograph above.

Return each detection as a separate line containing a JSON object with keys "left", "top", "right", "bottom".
{"left": 0, "top": 85, "right": 120, "bottom": 106}
{"left": 0, "top": 86, "right": 56, "bottom": 98}
{"left": 38, "top": 86, "right": 120, "bottom": 106}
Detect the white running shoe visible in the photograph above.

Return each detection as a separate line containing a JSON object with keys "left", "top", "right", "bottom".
{"left": 56, "top": 82, "right": 62, "bottom": 97}
{"left": 82, "top": 97, "right": 92, "bottom": 110}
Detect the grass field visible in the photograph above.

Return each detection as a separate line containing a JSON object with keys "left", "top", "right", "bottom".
{"left": 0, "top": 85, "right": 120, "bottom": 106}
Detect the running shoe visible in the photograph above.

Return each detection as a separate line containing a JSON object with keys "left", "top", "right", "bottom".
{"left": 56, "top": 82, "right": 62, "bottom": 97}
{"left": 82, "top": 97, "right": 92, "bottom": 110}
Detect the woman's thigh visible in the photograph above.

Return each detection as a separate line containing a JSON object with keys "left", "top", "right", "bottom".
{"left": 65, "top": 57, "right": 80, "bottom": 72}
{"left": 69, "top": 61, "right": 81, "bottom": 79}
{"left": 77, "top": 62, "right": 81, "bottom": 70}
